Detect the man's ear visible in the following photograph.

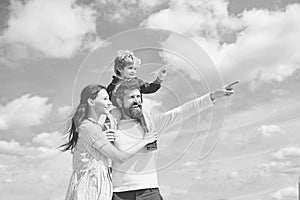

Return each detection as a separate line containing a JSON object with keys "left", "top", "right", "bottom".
{"left": 116, "top": 97, "right": 122, "bottom": 108}
{"left": 87, "top": 98, "right": 94, "bottom": 106}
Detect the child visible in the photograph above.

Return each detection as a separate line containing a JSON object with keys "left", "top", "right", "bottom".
{"left": 107, "top": 49, "right": 167, "bottom": 106}
{"left": 106, "top": 50, "right": 166, "bottom": 150}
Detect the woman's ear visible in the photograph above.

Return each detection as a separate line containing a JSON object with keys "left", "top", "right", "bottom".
{"left": 87, "top": 98, "right": 94, "bottom": 106}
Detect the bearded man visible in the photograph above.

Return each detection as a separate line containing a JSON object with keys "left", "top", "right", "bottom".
{"left": 111, "top": 78, "right": 238, "bottom": 200}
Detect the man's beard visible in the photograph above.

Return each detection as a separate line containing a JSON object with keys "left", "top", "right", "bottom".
{"left": 124, "top": 101, "right": 143, "bottom": 119}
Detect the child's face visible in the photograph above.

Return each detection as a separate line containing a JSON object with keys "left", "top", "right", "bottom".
{"left": 119, "top": 64, "right": 137, "bottom": 79}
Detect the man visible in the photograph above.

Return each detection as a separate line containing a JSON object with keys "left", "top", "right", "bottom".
{"left": 111, "top": 79, "right": 238, "bottom": 200}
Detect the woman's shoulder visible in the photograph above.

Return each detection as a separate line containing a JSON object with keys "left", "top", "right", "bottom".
{"left": 79, "top": 119, "right": 102, "bottom": 133}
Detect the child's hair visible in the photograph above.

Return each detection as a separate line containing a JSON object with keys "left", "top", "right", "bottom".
{"left": 114, "top": 50, "right": 141, "bottom": 76}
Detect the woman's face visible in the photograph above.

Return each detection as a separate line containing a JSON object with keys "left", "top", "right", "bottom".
{"left": 93, "top": 89, "right": 112, "bottom": 116}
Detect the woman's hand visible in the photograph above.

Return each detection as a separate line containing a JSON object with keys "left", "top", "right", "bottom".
{"left": 104, "top": 129, "right": 118, "bottom": 143}
{"left": 210, "top": 81, "right": 239, "bottom": 101}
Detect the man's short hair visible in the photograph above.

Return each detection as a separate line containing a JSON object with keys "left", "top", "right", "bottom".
{"left": 115, "top": 79, "right": 141, "bottom": 101}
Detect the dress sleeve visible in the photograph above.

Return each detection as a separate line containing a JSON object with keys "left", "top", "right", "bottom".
{"left": 79, "top": 122, "right": 109, "bottom": 149}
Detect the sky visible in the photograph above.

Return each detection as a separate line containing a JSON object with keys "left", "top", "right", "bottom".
{"left": 1, "top": 0, "right": 300, "bottom": 199}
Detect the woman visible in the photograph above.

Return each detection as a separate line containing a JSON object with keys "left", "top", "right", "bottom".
{"left": 61, "top": 84, "right": 155, "bottom": 200}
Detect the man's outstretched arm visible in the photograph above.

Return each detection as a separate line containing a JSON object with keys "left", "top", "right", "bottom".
{"left": 151, "top": 81, "right": 239, "bottom": 134}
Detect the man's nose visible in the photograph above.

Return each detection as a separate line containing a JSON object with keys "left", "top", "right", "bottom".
{"left": 133, "top": 96, "right": 140, "bottom": 103}
{"left": 136, "top": 99, "right": 142, "bottom": 104}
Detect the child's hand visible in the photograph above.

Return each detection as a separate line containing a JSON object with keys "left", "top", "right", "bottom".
{"left": 157, "top": 67, "right": 167, "bottom": 81}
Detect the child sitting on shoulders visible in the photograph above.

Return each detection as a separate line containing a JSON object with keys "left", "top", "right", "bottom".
{"left": 107, "top": 49, "right": 167, "bottom": 106}
{"left": 105, "top": 50, "right": 166, "bottom": 150}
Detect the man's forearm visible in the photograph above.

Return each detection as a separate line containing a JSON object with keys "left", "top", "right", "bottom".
{"left": 153, "top": 93, "right": 214, "bottom": 132}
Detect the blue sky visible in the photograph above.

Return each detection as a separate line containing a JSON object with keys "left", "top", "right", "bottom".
{"left": 1, "top": 0, "right": 300, "bottom": 199}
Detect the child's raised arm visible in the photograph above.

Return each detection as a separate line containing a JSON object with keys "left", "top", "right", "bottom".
{"left": 140, "top": 68, "right": 167, "bottom": 94}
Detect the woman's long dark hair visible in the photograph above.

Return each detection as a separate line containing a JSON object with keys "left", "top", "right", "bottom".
{"left": 60, "top": 84, "right": 106, "bottom": 152}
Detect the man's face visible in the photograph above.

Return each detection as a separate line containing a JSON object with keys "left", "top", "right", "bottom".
{"left": 121, "top": 89, "right": 142, "bottom": 119}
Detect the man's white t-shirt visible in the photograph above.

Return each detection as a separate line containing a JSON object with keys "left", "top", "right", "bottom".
{"left": 112, "top": 93, "right": 213, "bottom": 192}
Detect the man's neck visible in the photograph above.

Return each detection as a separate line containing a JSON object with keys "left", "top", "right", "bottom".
{"left": 121, "top": 112, "right": 133, "bottom": 120}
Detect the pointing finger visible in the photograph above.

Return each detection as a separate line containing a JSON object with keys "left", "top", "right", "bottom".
{"left": 225, "top": 80, "right": 239, "bottom": 89}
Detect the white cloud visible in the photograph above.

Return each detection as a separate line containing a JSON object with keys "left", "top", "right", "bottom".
{"left": 0, "top": 118, "right": 8, "bottom": 130}
{"left": 272, "top": 187, "right": 297, "bottom": 200}
{"left": 229, "top": 171, "right": 239, "bottom": 178}
{"left": 39, "top": 173, "right": 50, "bottom": 181}
{"left": 1, "top": 0, "right": 99, "bottom": 61}
{"left": 0, "top": 164, "right": 8, "bottom": 169}
{"left": 0, "top": 139, "right": 23, "bottom": 155}
{"left": 273, "top": 147, "right": 300, "bottom": 160}
{"left": 142, "top": 0, "right": 241, "bottom": 37}
{"left": 220, "top": 4, "right": 300, "bottom": 85}
{"left": 0, "top": 94, "right": 52, "bottom": 130}
{"left": 258, "top": 125, "right": 284, "bottom": 137}
{"left": 57, "top": 105, "right": 72, "bottom": 121}
{"left": 96, "top": 0, "right": 168, "bottom": 23}
{"left": 252, "top": 161, "right": 291, "bottom": 177}
{"left": 141, "top": 0, "right": 242, "bottom": 81}
{"left": 160, "top": 184, "right": 188, "bottom": 197}
{"left": 271, "top": 88, "right": 290, "bottom": 96}
{"left": 139, "top": 0, "right": 168, "bottom": 11}
{"left": 143, "top": 98, "right": 163, "bottom": 113}
{"left": 158, "top": 37, "right": 207, "bottom": 81}
{"left": 143, "top": 1, "right": 300, "bottom": 86}
{"left": 182, "top": 161, "right": 197, "bottom": 167}
{"left": 27, "top": 146, "right": 59, "bottom": 160}
{"left": 3, "top": 179, "right": 14, "bottom": 184}
{"left": 32, "top": 131, "right": 63, "bottom": 148}
{"left": 0, "top": 139, "right": 60, "bottom": 162}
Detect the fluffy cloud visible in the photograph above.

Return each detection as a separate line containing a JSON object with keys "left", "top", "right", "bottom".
{"left": 0, "top": 139, "right": 60, "bottom": 161}
{"left": 32, "top": 131, "right": 63, "bottom": 148}
{"left": 158, "top": 36, "right": 208, "bottom": 81}
{"left": 95, "top": 0, "right": 168, "bottom": 23}
{"left": 142, "top": 0, "right": 241, "bottom": 37}
{"left": 220, "top": 4, "right": 300, "bottom": 86}
{"left": 273, "top": 147, "right": 300, "bottom": 160}
{"left": 143, "top": 1, "right": 300, "bottom": 86}
{"left": 271, "top": 88, "right": 290, "bottom": 96}
{"left": 0, "top": 94, "right": 52, "bottom": 130}
{"left": 1, "top": 0, "right": 99, "bottom": 62}
{"left": 0, "top": 139, "right": 23, "bottom": 155}
{"left": 258, "top": 125, "right": 284, "bottom": 137}
{"left": 57, "top": 105, "right": 72, "bottom": 121}
{"left": 142, "top": 0, "right": 242, "bottom": 81}
{"left": 143, "top": 98, "right": 163, "bottom": 113}
{"left": 139, "top": 0, "right": 168, "bottom": 10}
{"left": 272, "top": 187, "right": 297, "bottom": 200}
